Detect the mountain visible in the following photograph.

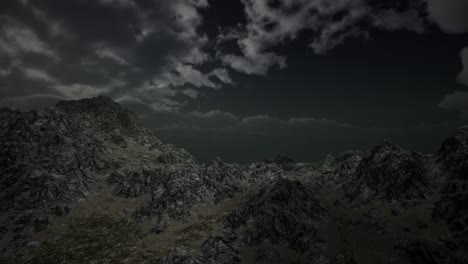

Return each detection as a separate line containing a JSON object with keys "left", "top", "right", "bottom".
{"left": 0, "top": 97, "right": 467, "bottom": 264}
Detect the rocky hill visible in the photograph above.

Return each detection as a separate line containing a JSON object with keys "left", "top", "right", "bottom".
{"left": 343, "top": 140, "right": 430, "bottom": 204}
{"left": 0, "top": 97, "right": 467, "bottom": 264}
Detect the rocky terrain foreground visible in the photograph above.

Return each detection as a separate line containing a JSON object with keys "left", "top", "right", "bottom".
{"left": 0, "top": 96, "right": 467, "bottom": 264}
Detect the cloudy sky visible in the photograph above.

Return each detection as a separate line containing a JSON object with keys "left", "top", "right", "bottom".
{"left": 1, "top": 0, "right": 468, "bottom": 163}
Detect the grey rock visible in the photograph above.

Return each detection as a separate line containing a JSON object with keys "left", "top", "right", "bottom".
{"left": 225, "top": 178, "right": 328, "bottom": 262}
{"left": 130, "top": 160, "right": 246, "bottom": 225}
{"left": 437, "top": 126, "right": 468, "bottom": 179}
{"left": 344, "top": 141, "right": 429, "bottom": 204}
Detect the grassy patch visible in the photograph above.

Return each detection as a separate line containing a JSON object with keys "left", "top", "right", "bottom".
{"left": 29, "top": 216, "right": 154, "bottom": 264}
{"left": 174, "top": 214, "right": 221, "bottom": 246}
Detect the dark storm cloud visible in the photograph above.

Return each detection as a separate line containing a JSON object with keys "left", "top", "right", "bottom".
{"left": 0, "top": 0, "right": 467, "bottom": 163}
{"left": 427, "top": 0, "right": 468, "bottom": 33}
{"left": 218, "top": 0, "right": 428, "bottom": 75}
{"left": 0, "top": 0, "right": 234, "bottom": 111}
{"left": 427, "top": 0, "right": 468, "bottom": 121}
{"left": 459, "top": 48, "right": 468, "bottom": 86}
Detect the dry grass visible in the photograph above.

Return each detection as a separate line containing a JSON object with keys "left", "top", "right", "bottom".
{"left": 27, "top": 216, "right": 156, "bottom": 264}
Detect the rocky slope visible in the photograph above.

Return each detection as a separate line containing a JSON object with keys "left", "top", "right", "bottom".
{"left": 0, "top": 96, "right": 467, "bottom": 264}
{"left": 343, "top": 141, "right": 430, "bottom": 204}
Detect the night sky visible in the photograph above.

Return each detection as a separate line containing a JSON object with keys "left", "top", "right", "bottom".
{"left": 1, "top": 0, "right": 468, "bottom": 163}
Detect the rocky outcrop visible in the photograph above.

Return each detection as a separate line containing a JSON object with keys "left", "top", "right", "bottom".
{"left": 332, "top": 151, "right": 362, "bottom": 180}
{"left": 3, "top": 96, "right": 468, "bottom": 263}
{"left": 437, "top": 126, "right": 468, "bottom": 179}
{"left": 55, "top": 96, "right": 156, "bottom": 146}
{"left": 265, "top": 154, "right": 296, "bottom": 171}
{"left": 0, "top": 107, "right": 106, "bottom": 214}
{"left": 55, "top": 96, "right": 195, "bottom": 164}
{"left": 320, "top": 151, "right": 362, "bottom": 185}
{"left": 244, "top": 162, "right": 284, "bottom": 183}
{"left": 225, "top": 178, "right": 328, "bottom": 263}
{"left": 344, "top": 141, "right": 429, "bottom": 204}
{"left": 433, "top": 127, "right": 468, "bottom": 237}
{"left": 128, "top": 160, "right": 246, "bottom": 224}
{"left": 433, "top": 189, "right": 468, "bottom": 234}
{"left": 0, "top": 97, "right": 198, "bottom": 256}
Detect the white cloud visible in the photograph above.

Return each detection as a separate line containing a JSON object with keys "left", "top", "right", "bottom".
{"left": 182, "top": 88, "right": 199, "bottom": 99}
{"left": 0, "top": 68, "right": 12, "bottom": 78}
{"left": 117, "top": 94, "right": 180, "bottom": 113}
{"left": 22, "top": 68, "right": 57, "bottom": 83}
{"left": 0, "top": 17, "right": 58, "bottom": 59}
{"left": 95, "top": 47, "right": 128, "bottom": 65}
{"left": 222, "top": 53, "right": 286, "bottom": 75}
{"left": 220, "top": 0, "right": 427, "bottom": 73}
{"left": 209, "top": 68, "right": 233, "bottom": 84}
{"left": 152, "top": 63, "right": 219, "bottom": 90}
{"left": 51, "top": 83, "right": 105, "bottom": 99}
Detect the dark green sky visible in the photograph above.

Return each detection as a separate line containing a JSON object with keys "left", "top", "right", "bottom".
{"left": 1, "top": 0, "right": 467, "bottom": 163}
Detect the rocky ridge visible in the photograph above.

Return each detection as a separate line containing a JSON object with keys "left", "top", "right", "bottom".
{"left": 0, "top": 96, "right": 467, "bottom": 263}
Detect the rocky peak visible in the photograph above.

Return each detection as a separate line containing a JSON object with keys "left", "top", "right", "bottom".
{"left": 267, "top": 154, "right": 296, "bottom": 171}
{"left": 225, "top": 178, "right": 328, "bottom": 262}
{"left": 345, "top": 140, "right": 429, "bottom": 203}
{"left": 55, "top": 95, "right": 121, "bottom": 114}
{"left": 55, "top": 96, "right": 161, "bottom": 147}
{"left": 438, "top": 126, "right": 468, "bottom": 179}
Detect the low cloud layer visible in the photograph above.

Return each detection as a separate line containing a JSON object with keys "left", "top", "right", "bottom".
{"left": 120, "top": 97, "right": 463, "bottom": 163}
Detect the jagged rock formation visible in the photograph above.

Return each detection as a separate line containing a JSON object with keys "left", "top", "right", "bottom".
{"left": 433, "top": 127, "right": 468, "bottom": 245}
{"left": 0, "top": 107, "right": 107, "bottom": 220}
{"left": 332, "top": 151, "right": 362, "bottom": 180}
{"left": 437, "top": 126, "right": 468, "bottom": 178}
{"left": 225, "top": 178, "right": 328, "bottom": 263}
{"left": 0, "top": 97, "right": 198, "bottom": 256}
{"left": 344, "top": 141, "right": 429, "bottom": 204}
{"left": 319, "top": 151, "right": 362, "bottom": 185}
{"left": 265, "top": 154, "right": 296, "bottom": 171}
{"left": 244, "top": 162, "right": 284, "bottom": 183}
{"left": 433, "top": 184, "right": 468, "bottom": 235}
{"left": 321, "top": 154, "right": 336, "bottom": 174}
{"left": 2, "top": 96, "right": 468, "bottom": 263}
{"left": 127, "top": 160, "right": 246, "bottom": 224}
{"left": 56, "top": 96, "right": 195, "bottom": 164}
